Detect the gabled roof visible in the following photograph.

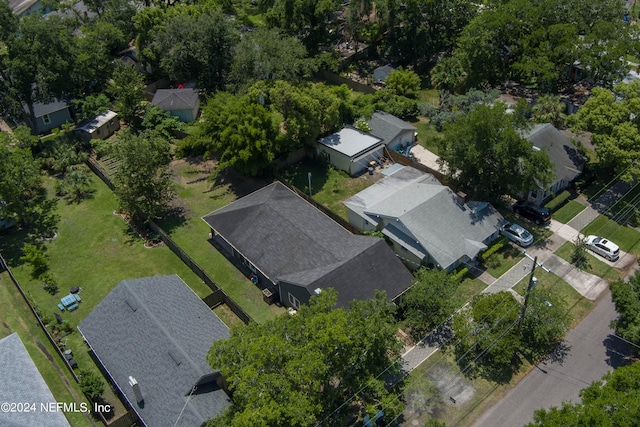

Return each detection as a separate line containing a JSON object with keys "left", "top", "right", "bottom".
{"left": 9, "top": 0, "right": 38, "bottom": 15}
{"left": 76, "top": 110, "right": 117, "bottom": 134}
{"left": 373, "top": 65, "right": 395, "bottom": 82}
{"left": 318, "top": 126, "right": 384, "bottom": 158}
{"left": 151, "top": 88, "right": 199, "bottom": 111}
{"left": 523, "top": 123, "right": 587, "bottom": 183}
{"left": 78, "top": 275, "right": 231, "bottom": 427}
{"left": 23, "top": 99, "right": 71, "bottom": 118}
{"left": 202, "top": 182, "right": 412, "bottom": 307}
{"left": 368, "top": 111, "right": 416, "bottom": 145}
{"left": 0, "top": 333, "right": 70, "bottom": 426}
{"left": 344, "top": 166, "right": 503, "bottom": 270}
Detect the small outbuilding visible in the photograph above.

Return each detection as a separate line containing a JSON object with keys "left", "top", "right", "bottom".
{"left": 373, "top": 64, "right": 395, "bottom": 84}
{"left": 317, "top": 126, "right": 384, "bottom": 176}
{"left": 75, "top": 110, "right": 120, "bottom": 143}
{"left": 23, "top": 99, "right": 72, "bottom": 135}
{"left": 367, "top": 111, "right": 417, "bottom": 152}
{"left": 151, "top": 88, "right": 200, "bottom": 122}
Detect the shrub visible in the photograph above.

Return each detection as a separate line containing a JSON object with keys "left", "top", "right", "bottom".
{"left": 175, "top": 135, "right": 211, "bottom": 158}
{"left": 450, "top": 267, "right": 469, "bottom": 282}
{"left": 544, "top": 190, "right": 571, "bottom": 212}
{"left": 481, "top": 238, "right": 506, "bottom": 262}
{"left": 79, "top": 370, "right": 105, "bottom": 399}
{"left": 40, "top": 273, "right": 59, "bottom": 295}
{"left": 20, "top": 243, "right": 48, "bottom": 277}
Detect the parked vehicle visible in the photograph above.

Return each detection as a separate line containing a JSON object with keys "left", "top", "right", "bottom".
{"left": 513, "top": 201, "right": 551, "bottom": 225}
{"left": 500, "top": 222, "right": 534, "bottom": 247}
{"left": 583, "top": 235, "right": 620, "bottom": 261}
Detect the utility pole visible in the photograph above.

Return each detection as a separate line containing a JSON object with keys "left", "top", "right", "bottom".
{"left": 518, "top": 256, "right": 538, "bottom": 334}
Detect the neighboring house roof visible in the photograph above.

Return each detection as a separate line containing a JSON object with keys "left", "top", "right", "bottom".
{"left": 22, "top": 99, "right": 71, "bottom": 118}
{"left": 344, "top": 166, "right": 503, "bottom": 270}
{"left": 0, "top": 333, "right": 71, "bottom": 427}
{"left": 367, "top": 111, "right": 416, "bottom": 145}
{"left": 76, "top": 110, "right": 118, "bottom": 134}
{"left": 318, "top": 126, "right": 384, "bottom": 158}
{"left": 202, "top": 182, "right": 412, "bottom": 307}
{"left": 151, "top": 88, "right": 199, "bottom": 111}
{"left": 374, "top": 65, "right": 395, "bottom": 82}
{"left": 78, "top": 275, "right": 231, "bottom": 427}
{"left": 523, "top": 123, "right": 587, "bottom": 184}
{"left": 9, "top": 0, "right": 38, "bottom": 15}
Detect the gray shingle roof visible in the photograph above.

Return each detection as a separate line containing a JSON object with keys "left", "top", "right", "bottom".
{"left": 523, "top": 123, "right": 586, "bottom": 183}
{"left": 202, "top": 182, "right": 412, "bottom": 307}
{"left": 9, "top": 0, "right": 38, "bottom": 15}
{"left": 77, "top": 275, "right": 231, "bottom": 427}
{"left": 0, "top": 333, "right": 71, "bottom": 427}
{"left": 23, "top": 99, "right": 71, "bottom": 118}
{"left": 344, "top": 167, "right": 503, "bottom": 270}
{"left": 151, "top": 89, "right": 199, "bottom": 111}
{"left": 76, "top": 110, "right": 117, "bottom": 134}
{"left": 367, "top": 111, "right": 416, "bottom": 145}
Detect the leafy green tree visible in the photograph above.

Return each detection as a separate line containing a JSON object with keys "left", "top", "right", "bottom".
{"left": 3, "top": 14, "right": 78, "bottom": 123}
{"left": 151, "top": 10, "right": 239, "bottom": 91}
{"left": 73, "top": 94, "right": 111, "bottom": 124}
{"left": 20, "top": 243, "right": 49, "bottom": 277}
{"left": 111, "top": 131, "right": 175, "bottom": 221}
{"left": 0, "top": 130, "right": 46, "bottom": 226}
{"left": 108, "top": 63, "right": 145, "bottom": 125}
{"left": 400, "top": 268, "right": 461, "bottom": 340}
{"left": 567, "top": 82, "right": 640, "bottom": 181}
{"left": 520, "top": 287, "right": 571, "bottom": 359}
{"left": 141, "top": 105, "right": 184, "bottom": 139}
{"left": 79, "top": 370, "right": 105, "bottom": 400}
{"left": 439, "top": 103, "right": 553, "bottom": 201}
{"left": 531, "top": 95, "right": 566, "bottom": 128}
{"left": 430, "top": 56, "right": 467, "bottom": 93}
{"left": 610, "top": 272, "right": 640, "bottom": 353}
{"left": 452, "top": 291, "right": 521, "bottom": 382}
{"left": 570, "top": 237, "right": 590, "bottom": 271}
{"left": 229, "top": 27, "right": 311, "bottom": 87}
{"left": 385, "top": 68, "right": 421, "bottom": 99}
{"left": 55, "top": 168, "right": 93, "bottom": 202}
{"left": 527, "top": 362, "right": 640, "bottom": 426}
{"left": 208, "top": 289, "right": 404, "bottom": 426}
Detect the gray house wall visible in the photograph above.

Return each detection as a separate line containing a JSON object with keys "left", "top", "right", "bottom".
{"left": 387, "top": 129, "right": 415, "bottom": 152}
{"left": 278, "top": 281, "right": 312, "bottom": 309}
{"left": 32, "top": 108, "right": 72, "bottom": 134}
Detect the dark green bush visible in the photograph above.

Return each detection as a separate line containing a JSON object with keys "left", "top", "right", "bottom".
{"left": 544, "top": 190, "right": 571, "bottom": 212}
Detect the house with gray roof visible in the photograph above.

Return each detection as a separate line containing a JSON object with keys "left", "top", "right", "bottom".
{"left": 522, "top": 123, "right": 587, "bottom": 205}
{"left": 0, "top": 333, "right": 71, "bottom": 427}
{"left": 344, "top": 166, "right": 503, "bottom": 271}
{"left": 367, "top": 111, "right": 417, "bottom": 152}
{"left": 151, "top": 88, "right": 200, "bottom": 122}
{"left": 23, "top": 99, "right": 72, "bottom": 135}
{"left": 317, "top": 126, "right": 385, "bottom": 176}
{"left": 9, "top": 0, "right": 45, "bottom": 15}
{"left": 78, "top": 275, "right": 231, "bottom": 427}
{"left": 373, "top": 64, "right": 395, "bottom": 84}
{"left": 202, "top": 182, "right": 413, "bottom": 309}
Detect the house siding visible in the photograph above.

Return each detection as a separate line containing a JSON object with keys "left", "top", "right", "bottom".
{"left": 387, "top": 130, "right": 415, "bottom": 152}
{"left": 34, "top": 108, "right": 72, "bottom": 135}
{"left": 317, "top": 144, "right": 384, "bottom": 176}
{"left": 278, "top": 281, "right": 311, "bottom": 309}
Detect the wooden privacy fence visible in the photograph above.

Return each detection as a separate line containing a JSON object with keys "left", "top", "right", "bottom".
{"left": 86, "top": 154, "right": 253, "bottom": 325}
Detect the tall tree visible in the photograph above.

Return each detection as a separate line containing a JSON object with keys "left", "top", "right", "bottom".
{"left": 151, "top": 10, "right": 239, "bottom": 91}
{"left": 567, "top": 82, "right": 640, "bottom": 181}
{"left": 385, "top": 67, "right": 421, "bottom": 99}
{"left": 208, "top": 289, "right": 404, "bottom": 426}
{"left": 531, "top": 94, "right": 567, "bottom": 128}
{"left": 111, "top": 131, "right": 175, "bottom": 221}
{"left": 107, "top": 63, "right": 145, "bottom": 125}
{"left": 610, "top": 272, "right": 640, "bottom": 353}
{"left": 229, "top": 28, "right": 311, "bottom": 87}
{"left": 400, "top": 268, "right": 461, "bottom": 340}
{"left": 439, "top": 103, "right": 553, "bottom": 201}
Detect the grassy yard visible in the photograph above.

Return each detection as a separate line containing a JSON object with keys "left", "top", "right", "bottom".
{"left": 581, "top": 214, "right": 640, "bottom": 255}
{"left": 554, "top": 241, "right": 622, "bottom": 282}
{"left": 0, "top": 273, "right": 95, "bottom": 427}
{"left": 450, "top": 277, "right": 487, "bottom": 309}
{"left": 412, "top": 120, "right": 444, "bottom": 155}
{"left": 512, "top": 269, "right": 593, "bottom": 324}
{"left": 482, "top": 243, "right": 525, "bottom": 278}
{"left": 159, "top": 159, "right": 285, "bottom": 323}
{"left": 552, "top": 200, "right": 586, "bottom": 224}
{"left": 280, "top": 157, "right": 371, "bottom": 219}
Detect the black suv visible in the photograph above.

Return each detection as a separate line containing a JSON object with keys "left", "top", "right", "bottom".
{"left": 513, "top": 201, "right": 550, "bottom": 225}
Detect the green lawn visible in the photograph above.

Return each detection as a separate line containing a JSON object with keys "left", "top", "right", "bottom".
{"left": 413, "top": 120, "right": 443, "bottom": 155}
{"left": 482, "top": 243, "right": 525, "bottom": 279}
{"left": 450, "top": 277, "right": 487, "bottom": 309}
{"left": 552, "top": 200, "right": 586, "bottom": 224}
{"left": 581, "top": 214, "right": 640, "bottom": 255}
{"left": 554, "top": 241, "right": 621, "bottom": 282}
{"left": 160, "top": 159, "right": 285, "bottom": 323}
{"left": 0, "top": 273, "right": 95, "bottom": 426}
{"left": 512, "top": 269, "right": 593, "bottom": 323}
{"left": 280, "top": 157, "right": 371, "bottom": 219}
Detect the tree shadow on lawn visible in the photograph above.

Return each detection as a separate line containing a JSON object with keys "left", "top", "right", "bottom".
{"left": 155, "top": 205, "right": 187, "bottom": 235}
{"left": 207, "top": 167, "right": 269, "bottom": 199}
{"left": 0, "top": 227, "right": 31, "bottom": 266}
{"left": 279, "top": 158, "right": 331, "bottom": 194}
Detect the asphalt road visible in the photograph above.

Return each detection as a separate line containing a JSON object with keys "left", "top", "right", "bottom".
{"left": 472, "top": 290, "right": 633, "bottom": 427}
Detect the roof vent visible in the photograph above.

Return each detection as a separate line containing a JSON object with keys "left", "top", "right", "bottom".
{"left": 125, "top": 299, "right": 138, "bottom": 312}
{"left": 168, "top": 349, "right": 182, "bottom": 366}
{"left": 455, "top": 191, "right": 467, "bottom": 207}
{"left": 128, "top": 376, "right": 144, "bottom": 405}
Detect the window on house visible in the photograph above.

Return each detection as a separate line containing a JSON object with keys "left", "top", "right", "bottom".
{"left": 43, "top": 114, "right": 51, "bottom": 125}
{"left": 288, "top": 293, "right": 301, "bottom": 309}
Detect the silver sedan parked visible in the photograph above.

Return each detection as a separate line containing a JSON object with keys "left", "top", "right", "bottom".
{"left": 500, "top": 222, "right": 534, "bottom": 247}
